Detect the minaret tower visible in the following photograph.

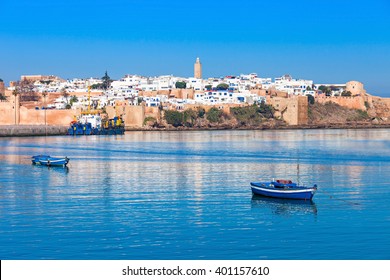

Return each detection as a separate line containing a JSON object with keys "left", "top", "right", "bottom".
{"left": 194, "top": 57, "right": 202, "bottom": 79}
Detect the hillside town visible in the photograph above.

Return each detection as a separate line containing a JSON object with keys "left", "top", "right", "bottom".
{"left": 1, "top": 58, "right": 390, "bottom": 134}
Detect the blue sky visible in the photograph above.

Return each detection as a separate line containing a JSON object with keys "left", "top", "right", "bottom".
{"left": 1, "top": 0, "right": 390, "bottom": 95}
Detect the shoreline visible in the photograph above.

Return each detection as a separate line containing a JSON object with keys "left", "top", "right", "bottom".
{"left": 2, "top": 122, "right": 390, "bottom": 137}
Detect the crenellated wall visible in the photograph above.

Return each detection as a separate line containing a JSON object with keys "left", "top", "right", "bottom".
{"left": 0, "top": 100, "right": 79, "bottom": 126}
{"left": 316, "top": 95, "right": 366, "bottom": 111}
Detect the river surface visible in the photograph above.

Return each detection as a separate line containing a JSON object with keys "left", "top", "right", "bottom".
{"left": 0, "top": 129, "right": 389, "bottom": 259}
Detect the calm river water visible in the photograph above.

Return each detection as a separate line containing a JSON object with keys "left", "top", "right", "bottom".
{"left": 0, "top": 129, "right": 389, "bottom": 259}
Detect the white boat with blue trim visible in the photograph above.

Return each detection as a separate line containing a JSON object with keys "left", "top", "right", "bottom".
{"left": 250, "top": 179, "right": 317, "bottom": 200}
{"left": 32, "top": 155, "right": 69, "bottom": 167}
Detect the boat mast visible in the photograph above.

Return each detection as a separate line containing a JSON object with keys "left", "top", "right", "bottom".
{"left": 297, "top": 150, "right": 301, "bottom": 186}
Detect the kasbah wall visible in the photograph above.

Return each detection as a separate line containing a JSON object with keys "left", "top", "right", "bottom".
{"left": 266, "top": 95, "right": 308, "bottom": 126}
{"left": 0, "top": 87, "right": 310, "bottom": 127}
{"left": 1, "top": 89, "right": 81, "bottom": 126}
{"left": 2, "top": 81, "right": 390, "bottom": 128}
{"left": 121, "top": 88, "right": 309, "bottom": 126}
{"left": 0, "top": 98, "right": 80, "bottom": 125}
{"left": 316, "top": 81, "right": 390, "bottom": 119}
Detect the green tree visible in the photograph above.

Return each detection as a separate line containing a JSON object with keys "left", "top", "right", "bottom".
{"left": 91, "top": 83, "right": 103, "bottom": 90}
{"left": 205, "top": 85, "right": 212, "bottom": 91}
{"left": 306, "top": 86, "right": 312, "bottom": 91}
{"left": 257, "top": 100, "right": 274, "bottom": 118}
{"left": 62, "top": 87, "right": 70, "bottom": 106}
{"left": 183, "top": 109, "right": 197, "bottom": 127}
{"left": 216, "top": 83, "right": 229, "bottom": 91}
{"left": 318, "top": 85, "right": 327, "bottom": 92}
{"left": 164, "top": 110, "right": 184, "bottom": 127}
{"left": 69, "top": 95, "right": 78, "bottom": 106}
{"left": 101, "top": 71, "right": 112, "bottom": 90}
{"left": 230, "top": 105, "right": 261, "bottom": 125}
{"left": 175, "top": 81, "right": 187, "bottom": 89}
{"left": 15, "top": 78, "right": 39, "bottom": 102}
{"left": 307, "top": 94, "right": 315, "bottom": 105}
{"left": 143, "top": 116, "right": 157, "bottom": 126}
{"left": 318, "top": 85, "right": 331, "bottom": 96}
{"left": 197, "top": 107, "right": 206, "bottom": 118}
{"left": 206, "top": 107, "right": 222, "bottom": 123}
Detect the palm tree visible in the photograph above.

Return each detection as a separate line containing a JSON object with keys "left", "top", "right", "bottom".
{"left": 61, "top": 87, "right": 70, "bottom": 108}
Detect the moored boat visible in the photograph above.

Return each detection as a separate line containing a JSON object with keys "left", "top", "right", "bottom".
{"left": 32, "top": 155, "right": 69, "bottom": 167}
{"left": 67, "top": 115, "right": 125, "bottom": 135}
{"left": 250, "top": 179, "right": 317, "bottom": 200}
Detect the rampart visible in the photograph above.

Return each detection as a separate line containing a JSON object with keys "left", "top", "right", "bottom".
{"left": 0, "top": 100, "right": 79, "bottom": 125}
{"left": 316, "top": 95, "right": 366, "bottom": 111}
{"left": 267, "top": 95, "right": 308, "bottom": 125}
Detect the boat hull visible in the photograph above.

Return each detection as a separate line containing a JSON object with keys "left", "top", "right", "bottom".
{"left": 32, "top": 155, "right": 69, "bottom": 167}
{"left": 251, "top": 182, "right": 316, "bottom": 200}
{"left": 31, "top": 155, "right": 50, "bottom": 165}
{"left": 38, "top": 158, "right": 69, "bottom": 167}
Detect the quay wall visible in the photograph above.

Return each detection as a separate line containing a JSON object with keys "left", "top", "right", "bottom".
{"left": 0, "top": 125, "right": 68, "bottom": 137}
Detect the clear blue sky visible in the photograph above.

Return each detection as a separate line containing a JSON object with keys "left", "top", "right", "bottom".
{"left": 1, "top": 0, "right": 390, "bottom": 95}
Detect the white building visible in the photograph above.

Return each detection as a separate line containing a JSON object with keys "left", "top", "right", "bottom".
{"left": 274, "top": 74, "right": 313, "bottom": 95}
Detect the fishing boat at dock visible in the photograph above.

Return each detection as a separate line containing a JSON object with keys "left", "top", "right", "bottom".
{"left": 32, "top": 155, "right": 69, "bottom": 167}
{"left": 250, "top": 179, "right": 317, "bottom": 200}
{"left": 67, "top": 115, "right": 125, "bottom": 135}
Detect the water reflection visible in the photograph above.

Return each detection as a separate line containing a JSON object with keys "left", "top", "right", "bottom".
{"left": 2, "top": 129, "right": 390, "bottom": 259}
{"left": 251, "top": 195, "right": 318, "bottom": 216}
{"left": 31, "top": 164, "right": 69, "bottom": 173}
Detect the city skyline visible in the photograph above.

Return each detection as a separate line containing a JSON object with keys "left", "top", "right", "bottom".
{"left": 1, "top": 0, "right": 390, "bottom": 96}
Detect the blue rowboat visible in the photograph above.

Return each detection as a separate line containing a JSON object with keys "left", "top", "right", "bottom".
{"left": 31, "top": 155, "right": 50, "bottom": 164}
{"left": 32, "top": 155, "right": 69, "bottom": 167}
{"left": 250, "top": 179, "right": 317, "bottom": 200}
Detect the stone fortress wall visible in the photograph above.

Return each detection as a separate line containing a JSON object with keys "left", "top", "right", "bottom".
{"left": 2, "top": 80, "right": 390, "bottom": 129}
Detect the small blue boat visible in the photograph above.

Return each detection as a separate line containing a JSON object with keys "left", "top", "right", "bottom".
{"left": 250, "top": 179, "right": 317, "bottom": 200}
{"left": 32, "top": 155, "right": 69, "bottom": 167}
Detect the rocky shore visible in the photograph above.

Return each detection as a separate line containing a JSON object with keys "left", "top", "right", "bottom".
{"left": 128, "top": 120, "right": 390, "bottom": 131}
